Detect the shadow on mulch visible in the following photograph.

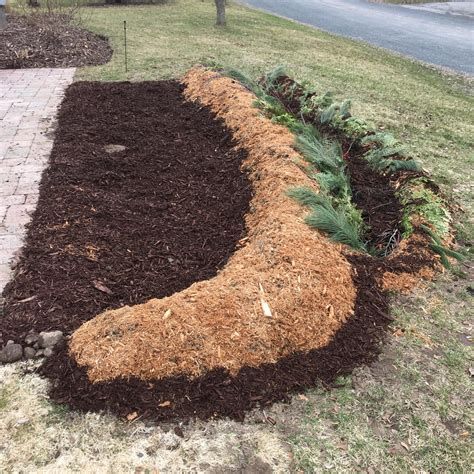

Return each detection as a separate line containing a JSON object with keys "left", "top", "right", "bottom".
{"left": 1, "top": 80, "right": 251, "bottom": 342}
{"left": 0, "top": 13, "right": 112, "bottom": 69}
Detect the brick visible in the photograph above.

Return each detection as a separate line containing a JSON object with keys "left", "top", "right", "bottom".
{"left": 0, "top": 233, "right": 22, "bottom": 247}
{"left": 3, "top": 204, "right": 35, "bottom": 231}
{"left": 0, "top": 66, "right": 75, "bottom": 294}
{"left": 1, "top": 194, "right": 26, "bottom": 205}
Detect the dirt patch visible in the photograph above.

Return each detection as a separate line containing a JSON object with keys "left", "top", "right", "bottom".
{"left": 0, "top": 13, "right": 112, "bottom": 69}
{"left": 1, "top": 80, "right": 251, "bottom": 341}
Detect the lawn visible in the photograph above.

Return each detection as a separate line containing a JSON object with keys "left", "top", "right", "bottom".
{"left": 1, "top": 0, "right": 473, "bottom": 471}
{"left": 78, "top": 0, "right": 473, "bottom": 239}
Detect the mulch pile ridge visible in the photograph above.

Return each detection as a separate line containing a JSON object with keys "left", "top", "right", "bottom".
{"left": 67, "top": 69, "right": 357, "bottom": 383}
{"left": 1, "top": 80, "right": 251, "bottom": 342}
{"left": 0, "top": 13, "right": 112, "bottom": 69}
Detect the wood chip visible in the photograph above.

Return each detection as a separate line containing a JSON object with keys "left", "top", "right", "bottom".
{"left": 18, "top": 295, "right": 37, "bottom": 303}
{"left": 92, "top": 280, "right": 113, "bottom": 295}
{"left": 260, "top": 298, "right": 272, "bottom": 317}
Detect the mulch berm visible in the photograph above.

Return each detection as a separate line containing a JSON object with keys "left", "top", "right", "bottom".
{"left": 1, "top": 69, "right": 439, "bottom": 422}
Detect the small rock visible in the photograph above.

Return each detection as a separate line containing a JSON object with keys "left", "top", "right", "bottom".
{"left": 35, "top": 349, "right": 44, "bottom": 358}
{"left": 15, "top": 418, "right": 30, "bottom": 426}
{"left": 6, "top": 340, "right": 14, "bottom": 345}
{"left": 104, "top": 144, "right": 126, "bottom": 154}
{"left": 43, "top": 347, "right": 54, "bottom": 357}
{"left": 24, "top": 347, "right": 37, "bottom": 359}
{"left": 24, "top": 332, "right": 39, "bottom": 345}
{"left": 0, "top": 343, "right": 23, "bottom": 363}
{"left": 33, "top": 342, "right": 39, "bottom": 349}
{"left": 38, "top": 331, "right": 64, "bottom": 349}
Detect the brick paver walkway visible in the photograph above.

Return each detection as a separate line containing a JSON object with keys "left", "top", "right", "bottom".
{"left": 0, "top": 68, "right": 75, "bottom": 293}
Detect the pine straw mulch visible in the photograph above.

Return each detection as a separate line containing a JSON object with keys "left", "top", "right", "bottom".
{"left": 0, "top": 13, "right": 112, "bottom": 69}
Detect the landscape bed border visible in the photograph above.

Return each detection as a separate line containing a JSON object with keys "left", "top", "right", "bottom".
{"left": 2, "top": 67, "right": 461, "bottom": 422}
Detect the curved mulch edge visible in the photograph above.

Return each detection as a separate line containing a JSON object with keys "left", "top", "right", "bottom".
{"left": 40, "top": 253, "right": 392, "bottom": 422}
{"left": 66, "top": 68, "right": 357, "bottom": 384}
{"left": 38, "top": 68, "right": 440, "bottom": 422}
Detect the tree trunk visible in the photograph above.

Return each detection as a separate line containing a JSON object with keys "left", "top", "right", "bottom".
{"left": 215, "top": 0, "right": 226, "bottom": 26}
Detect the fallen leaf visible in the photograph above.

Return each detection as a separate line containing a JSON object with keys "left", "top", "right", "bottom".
{"left": 400, "top": 442, "right": 410, "bottom": 451}
{"left": 163, "top": 309, "right": 172, "bottom": 320}
{"left": 126, "top": 412, "right": 138, "bottom": 421}
{"left": 92, "top": 280, "right": 113, "bottom": 295}
{"left": 159, "top": 401, "right": 171, "bottom": 407}
{"left": 392, "top": 327, "right": 405, "bottom": 337}
{"left": 298, "top": 394, "right": 309, "bottom": 401}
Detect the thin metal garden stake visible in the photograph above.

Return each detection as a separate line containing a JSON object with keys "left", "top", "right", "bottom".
{"left": 124, "top": 20, "right": 128, "bottom": 73}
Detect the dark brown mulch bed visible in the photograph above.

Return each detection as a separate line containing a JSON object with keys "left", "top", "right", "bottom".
{"left": 0, "top": 13, "right": 112, "bottom": 69}
{"left": 1, "top": 79, "right": 436, "bottom": 423}
{"left": 1, "top": 80, "right": 251, "bottom": 343}
{"left": 346, "top": 153, "right": 403, "bottom": 254}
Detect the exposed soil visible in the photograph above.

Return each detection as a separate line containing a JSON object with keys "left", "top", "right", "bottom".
{"left": 1, "top": 80, "right": 251, "bottom": 342}
{"left": 0, "top": 13, "right": 112, "bottom": 69}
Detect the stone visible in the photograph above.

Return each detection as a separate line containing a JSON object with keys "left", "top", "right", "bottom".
{"left": 24, "top": 332, "right": 39, "bottom": 345}
{"left": 24, "top": 347, "right": 36, "bottom": 359}
{"left": 43, "top": 347, "right": 53, "bottom": 357}
{"left": 35, "top": 349, "right": 44, "bottom": 357}
{"left": 104, "top": 144, "right": 126, "bottom": 154}
{"left": 0, "top": 343, "right": 23, "bottom": 363}
{"left": 38, "top": 330, "right": 63, "bottom": 348}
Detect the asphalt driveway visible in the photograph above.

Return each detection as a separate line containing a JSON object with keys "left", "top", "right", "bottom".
{"left": 242, "top": 0, "right": 474, "bottom": 74}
